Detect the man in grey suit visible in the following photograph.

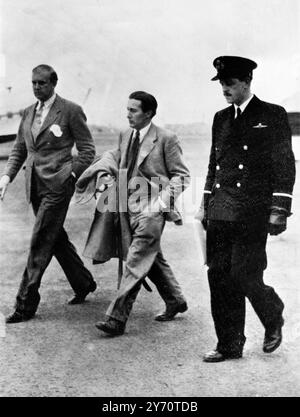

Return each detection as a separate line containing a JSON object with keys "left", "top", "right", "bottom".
{"left": 0, "top": 64, "right": 97, "bottom": 323}
{"left": 90, "top": 91, "right": 190, "bottom": 336}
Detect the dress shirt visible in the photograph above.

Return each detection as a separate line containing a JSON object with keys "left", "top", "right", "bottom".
{"left": 132, "top": 122, "right": 152, "bottom": 143}
{"left": 132, "top": 122, "right": 167, "bottom": 210}
{"left": 37, "top": 93, "right": 56, "bottom": 125}
{"left": 234, "top": 94, "right": 254, "bottom": 118}
{"left": 37, "top": 93, "right": 77, "bottom": 179}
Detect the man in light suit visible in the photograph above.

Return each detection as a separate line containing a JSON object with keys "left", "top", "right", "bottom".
{"left": 0, "top": 64, "right": 97, "bottom": 323}
{"left": 87, "top": 91, "right": 190, "bottom": 336}
{"left": 196, "top": 56, "right": 295, "bottom": 362}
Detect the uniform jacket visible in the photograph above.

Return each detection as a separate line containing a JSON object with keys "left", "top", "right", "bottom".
{"left": 75, "top": 123, "right": 190, "bottom": 262}
{"left": 4, "top": 95, "right": 95, "bottom": 202}
{"left": 204, "top": 95, "right": 295, "bottom": 222}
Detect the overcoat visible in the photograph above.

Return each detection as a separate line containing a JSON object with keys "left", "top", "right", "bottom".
{"left": 75, "top": 123, "right": 190, "bottom": 263}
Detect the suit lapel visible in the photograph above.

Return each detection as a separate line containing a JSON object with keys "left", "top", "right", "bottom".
{"left": 227, "top": 96, "right": 261, "bottom": 140}
{"left": 120, "top": 129, "right": 133, "bottom": 168}
{"left": 25, "top": 103, "right": 38, "bottom": 144}
{"left": 35, "top": 95, "right": 62, "bottom": 140}
{"left": 217, "top": 106, "right": 235, "bottom": 152}
{"left": 234, "top": 95, "right": 262, "bottom": 125}
{"left": 137, "top": 123, "right": 157, "bottom": 167}
{"left": 119, "top": 123, "right": 158, "bottom": 169}
{"left": 223, "top": 105, "right": 235, "bottom": 128}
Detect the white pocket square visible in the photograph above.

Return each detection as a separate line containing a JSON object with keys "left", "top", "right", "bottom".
{"left": 49, "top": 124, "right": 63, "bottom": 137}
{"left": 253, "top": 123, "right": 268, "bottom": 128}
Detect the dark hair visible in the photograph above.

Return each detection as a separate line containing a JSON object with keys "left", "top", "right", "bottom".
{"left": 32, "top": 64, "right": 58, "bottom": 85}
{"left": 129, "top": 91, "right": 157, "bottom": 117}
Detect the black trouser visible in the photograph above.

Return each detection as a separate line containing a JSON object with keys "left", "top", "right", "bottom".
{"left": 207, "top": 219, "right": 284, "bottom": 354}
{"left": 15, "top": 174, "right": 94, "bottom": 315}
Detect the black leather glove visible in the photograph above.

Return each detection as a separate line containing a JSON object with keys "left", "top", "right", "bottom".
{"left": 268, "top": 208, "right": 288, "bottom": 236}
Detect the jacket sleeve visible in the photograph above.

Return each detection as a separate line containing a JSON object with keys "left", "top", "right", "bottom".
{"left": 270, "top": 106, "right": 295, "bottom": 214}
{"left": 160, "top": 134, "right": 190, "bottom": 205}
{"left": 69, "top": 104, "right": 96, "bottom": 178}
{"left": 3, "top": 113, "right": 28, "bottom": 182}
{"left": 203, "top": 113, "right": 218, "bottom": 207}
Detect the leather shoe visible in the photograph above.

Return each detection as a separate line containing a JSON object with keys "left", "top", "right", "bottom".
{"left": 263, "top": 317, "right": 284, "bottom": 353}
{"left": 6, "top": 311, "right": 35, "bottom": 324}
{"left": 68, "top": 280, "right": 97, "bottom": 305}
{"left": 95, "top": 318, "right": 125, "bottom": 336}
{"left": 155, "top": 301, "right": 188, "bottom": 321}
{"left": 203, "top": 349, "right": 243, "bottom": 363}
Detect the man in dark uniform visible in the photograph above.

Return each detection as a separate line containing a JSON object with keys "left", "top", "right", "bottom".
{"left": 196, "top": 56, "right": 295, "bottom": 362}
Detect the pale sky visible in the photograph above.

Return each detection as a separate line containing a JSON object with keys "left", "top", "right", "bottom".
{"left": 0, "top": 0, "right": 299, "bottom": 126}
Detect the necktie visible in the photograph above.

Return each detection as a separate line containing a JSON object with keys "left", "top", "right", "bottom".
{"left": 236, "top": 107, "right": 242, "bottom": 119}
{"left": 127, "top": 130, "right": 140, "bottom": 179}
{"left": 31, "top": 102, "right": 44, "bottom": 141}
{"left": 127, "top": 130, "right": 140, "bottom": 180}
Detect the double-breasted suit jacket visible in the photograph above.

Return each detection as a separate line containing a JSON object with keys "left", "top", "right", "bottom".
{"left": 203, "top": 95, "right": 296, "bottom": 355}
{"left": 204, "top": 95, "right": 295, "bottom": 222}
{"left": 4, "top": 94, "right": 95, "bottom": 201}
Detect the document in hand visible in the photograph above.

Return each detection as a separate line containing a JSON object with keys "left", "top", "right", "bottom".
{"left": 193, "top": 220, "right": 207, "bottom": 265}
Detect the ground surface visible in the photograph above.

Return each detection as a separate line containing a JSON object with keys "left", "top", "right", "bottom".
{"left": 0, "top": 133, "right": 299, "bottom": 397}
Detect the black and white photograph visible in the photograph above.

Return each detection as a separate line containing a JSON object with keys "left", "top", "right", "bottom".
{"left": 0, "top": 0, "right": 299, "bottom": 399}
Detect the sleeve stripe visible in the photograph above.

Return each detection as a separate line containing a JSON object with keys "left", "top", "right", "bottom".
{"left": 203, "top": 190, "right": 212, "bottom": 194}
{"left": 273, "top": 193, "right": 293, "bottom": 198}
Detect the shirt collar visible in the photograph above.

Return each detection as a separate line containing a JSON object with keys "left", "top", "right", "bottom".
{"left": 37, "top": 93, "right": 56, "bottom": 110}
{"left": 133, "top": 122, "right": 152, "bottom": 142}
{"left": 234, "top": 94, "right": 254, "bottom": 115}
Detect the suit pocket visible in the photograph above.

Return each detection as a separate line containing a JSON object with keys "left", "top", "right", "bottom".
{"left": 47, "top": 163, "right": 73, "bottom": 191}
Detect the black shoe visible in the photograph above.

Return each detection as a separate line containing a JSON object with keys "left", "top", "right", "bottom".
{"left": 68, "top": 280, "right": 97, "bottom": 305}
{"left": 6, "top": 310, "right": 35, "bottom": 324}
{"left": 95, "top": 318, "right": 125, "bottom": 336}
{"left": 155, "top": 301, "right": 188, "bottom": 321}
{"left": 263, "top": 317, "right": 284, "bottom": 353}
{"left": 203, "top": 349, "right": 243, "bottom": 363}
